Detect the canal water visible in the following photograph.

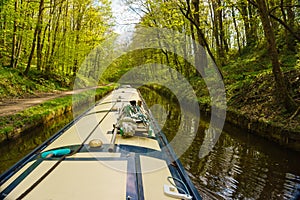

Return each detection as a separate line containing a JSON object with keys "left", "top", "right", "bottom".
{"left": 0, "top": 88, "right": 300, "bottom": 199}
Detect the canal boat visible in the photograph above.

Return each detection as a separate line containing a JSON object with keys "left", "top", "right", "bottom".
{"left": 0, "top": 85, "right": 202, "bottom": 200}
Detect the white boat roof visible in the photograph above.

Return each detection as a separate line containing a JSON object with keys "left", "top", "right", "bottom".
{"left": 0, "top": 86, "right": 199, "bottom": 200}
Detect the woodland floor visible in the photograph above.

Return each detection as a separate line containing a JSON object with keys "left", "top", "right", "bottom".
{"left": 227, "top": 69, "right": 300, "bottom": 132}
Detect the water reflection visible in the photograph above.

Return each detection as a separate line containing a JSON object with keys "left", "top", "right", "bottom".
{"left": 140, "top": 86, "right": 300, "bottom": 199}
{"left": 0, "top": 112, "right": 74, "bottom": 174}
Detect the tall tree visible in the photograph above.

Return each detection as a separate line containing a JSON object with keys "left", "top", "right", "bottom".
{"left": 24, "top": 0, "right": 44, "bottom": 75}
{"left": 36, "top": 0, "right": 45, "bottom": 71}
{"left": 254, "top": 0, "right": 297, "bottom": 111}
{"left": 239, "top": 0, "right": 258, "bottom": 47}
{"left": 280, "top": 0, "right": 296, "bottom": 51}
{"left": 231, "top": 5, "right": 242, "bottom": 54}
{"left": 10, "top": 0, "right": 18, "bottom": 68}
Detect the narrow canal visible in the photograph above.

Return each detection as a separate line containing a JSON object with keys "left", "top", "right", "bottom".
{"left": 0, "top": 87, "right": 299, "bottom": 199}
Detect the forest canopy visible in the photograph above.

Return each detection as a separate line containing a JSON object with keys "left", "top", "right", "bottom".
{"left": 105, "top": 0, "right": 299, "bottom": 112}
{"left": 0, "top": 0, "right": 112, "bottom": 75}
{"left": 0, "top": 0, "right": 299, "bottom": 113}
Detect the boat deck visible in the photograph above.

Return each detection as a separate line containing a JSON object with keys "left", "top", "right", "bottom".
{"left": 0, "top": 86, "right": 200, "bottom": 200}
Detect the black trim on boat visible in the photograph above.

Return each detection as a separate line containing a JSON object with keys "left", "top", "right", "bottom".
{"left": 126, "top": 154, "right": 141, "bottom": 200}
{"left": 134, "top": 155, "right": 144, "bottom": 200}
{"left": 0, "top": 157, "right": 42, "bottom": 199}
{"left": 154, "top": 132, "right": 202, "bottom": 200}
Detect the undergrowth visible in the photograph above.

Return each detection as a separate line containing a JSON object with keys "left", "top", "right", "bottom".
{"left": 0, "top": 66, "right": 72, "bottom": 99}
{"left": 220, "top": 47, "right": 299, "bottom": 131}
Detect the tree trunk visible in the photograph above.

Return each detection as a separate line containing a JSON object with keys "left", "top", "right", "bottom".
{"left": 255, "top": 0, "right": 297, "bottom": 112}
{"left": 182, "top": 24, "right": 189, "bottom": 78}
{"left": 14, "top": 32, "right": 23, "bottom": 69}
{"left": 180, "top": 0, "right": 221, "bottom": 76}
{"left": 36, "top": 0, "right": 44, "bottom": 71}
{"left": 240, "top": 0, "right": 256, "bottom": 47}
{"left": 285, "top": 0, "right": 296, "bottom": 51}
{"left": 10, "top": 0, "right": 18, "bottom": 68}
{"left": 61, "top": 0, "right": 68, "bottom": 75}
{"left": 24, "top": 0, "right": 45, "bottom": 75}
{"left": 210, "top": 0, "right": 221, "bottom": 60}
{"left": 0, "top": 1, "right": 3, "bottom": 62}
{"left": 217, "top": 0, "right": 228, "bottom": 54}
{"left": 248, "top": 3, "right": 258, "bottom": 43}
{"left": 190, "top": 24, "right": 197, "bottom": 77}
{"left": 232, "top": 6, "right": 241, "bottom": 54}
{"left": 49, "top": 3, "right": 62, "bottom": 70}
{"left": 191, "top": 0, "right": 207, "bottom": 76}
{"left": 45, "top": 19, "right": 52, "bottom": 72}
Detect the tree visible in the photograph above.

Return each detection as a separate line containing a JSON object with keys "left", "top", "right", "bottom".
{"left": 254, "top": 0, "right": 298, "bottom": 111}
{"left": 239, "top": 0, "right": 258, "bottom": 47}
{"left": 24, "top": 0, "right": 44, "bottom": 75}
{"left": 20, "top": 0, "right": 112, "bottom": 75}
{"left": 231, "top": 5, "right": 242, "bottom": 54}
{"left": 179, "top": 0, "right": 224, "bottom": 77}
{"left": 10, "top": 0, "right": 18, "bottom": 68}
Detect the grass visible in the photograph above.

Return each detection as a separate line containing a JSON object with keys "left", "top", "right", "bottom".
{"left": 0, "top": 85, "right": 115, "bottom": 139}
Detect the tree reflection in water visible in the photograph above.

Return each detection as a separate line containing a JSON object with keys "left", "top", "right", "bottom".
{"left": 140, "top": 86, "right": 300, "bottom": 199}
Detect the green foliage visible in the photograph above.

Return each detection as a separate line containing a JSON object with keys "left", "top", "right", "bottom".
{"left": 0, "top": 126, "right": 13, "bottom": 136}
{"left": 0, "top": 0, "right": 112, "bottom": 75}
{"left": 280, "top": 51, "right": 299, "bottom": 70}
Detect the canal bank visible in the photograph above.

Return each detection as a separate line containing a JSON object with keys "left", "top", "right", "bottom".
{"left": 3, "top": 83, "right": 297, "bottom": 152}
{"left": 0, "top": 85, "right": 115, "bottom": 143}
{"left": 144, "top": 84, "right": 300, "bottom": 152}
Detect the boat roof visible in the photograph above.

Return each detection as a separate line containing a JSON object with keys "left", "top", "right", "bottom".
{"left": 0, "top": 86, "right": 201, "bottom": 200}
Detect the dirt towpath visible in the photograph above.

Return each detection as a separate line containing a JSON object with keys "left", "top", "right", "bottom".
{"left": 0, "top": 86, "right": 103, "bottom": 117}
